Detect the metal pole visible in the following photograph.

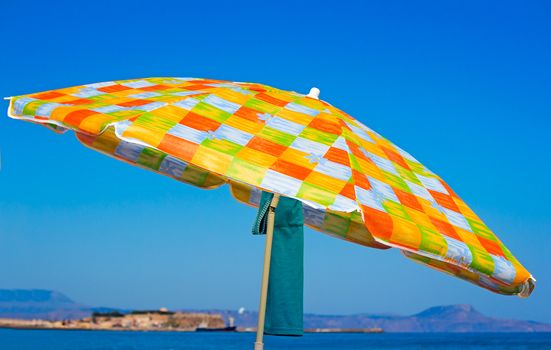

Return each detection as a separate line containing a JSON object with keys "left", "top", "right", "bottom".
{"left": 254, "top": 193, "right": 280, "bottom": 350}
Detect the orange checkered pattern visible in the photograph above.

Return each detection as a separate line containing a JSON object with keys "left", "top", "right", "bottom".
{"left": 7, "top": 77, "right": 534, "bottom": 297}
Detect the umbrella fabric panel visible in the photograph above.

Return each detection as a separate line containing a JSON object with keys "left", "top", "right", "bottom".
{"left": 334, "top": 116, "right": 532, "bottom": 290}
{"left": 7, "top": 77, "right": 533, "bottom": 296}
{"left": 75, "top": 124, "right": 385, "bottom": 249}
{"left": 231, "top": 181, "right": 533, "bottom": 296}
{"left": 8, "top": 78, "right": 357, "bottom": 211}
{"left": 76, "top": 127, "right": 226, "bottom": 189}
{"left": 231, "top": 181, "right": 387, "bottom": 249}
{"left": 404, "top": 251, "right": 535, "bottom": 296}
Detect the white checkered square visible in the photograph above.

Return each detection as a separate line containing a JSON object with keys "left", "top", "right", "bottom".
{"left": 303, "top": 206, "right": 326, "bottom": 228}
{"left": 167, "top": 124, "right": 207, "bottom": 144}
{"left": 203, "top": 94, "right": 241, "bottom": 114}
{"left": 94, "top": 105, "right": 127, "bottom": 113}
{"left": 366, "top": 152, "right": 399, "bottom": 175}
{"left": 214, "top": 124, "right": 253, "bottom": 146}
{"left": 290, "top": 137, "right": 330, "bottom": 155}
{"left": 74, "top": 88, "right": 104, "bottom": 98}
{"left": 443, "top": 208, "right": 472, "bottom": 232}
{"left": 367, "top": 176, "right": 399, "bottom": 203}
{"left": 159, "top": 155, "right": 188, "bottom": 178}
{"left": 260, "top": 170, "right": 302, "bottom": 196}
{"left": 173, "top": 97, "right": 200, "bottom": 111}
{"left": 120, "top": 80, "right": 156, "bottom": 88}
{"left": 12, "top": 97, "right": 35, "bottom": 115}
{"left": 332, "top": 136, "right": 350, "bottom": 151}
{"left": 114, "top": 141, "right": 145, "bottom": 162}
{"left": 285, "top": 102, "right": 320, "bottom": 116}
{"left": 417, "top": 174, "right": 448, "bottom": 193}
{"left": 85, "top": 81, "right": 116, "bottom": 89}
{"left": 129, "top": 92, "right": 162, "bottom": 99}
{"left": 345, "top": 121, "right": 373, "bottom": 143}
{"left": 405, "top": 180, "right": 433, "bottom": 201}
{"left": 329, "top": 194, "right": 358, "bottom": 212}
{"left": 443, "top": 236, "right": 473, "bottom": 265}
{"left": 249, "top": 187, "right": 262, "bottom": 206}
{"left": 136, "top": 102, "right": 166, "bottom": 112}
{"left": 266, "top": 116, "right": 305, "bottom": 135}
{"left": 491, "top": 255, "right": 516, "bottom": 284}
{"left": 355, "top": 186, "right": 385, "bottom": 211}
{"left": 315, "top": 160, "right": 352, "bottom": 181}
{"left": 36, "top": 103, "right": 62, "bottom": 117}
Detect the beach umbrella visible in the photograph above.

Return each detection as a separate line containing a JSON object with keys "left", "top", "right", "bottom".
{"left": 6, "top": 77, "right": 535, "bottom": 348}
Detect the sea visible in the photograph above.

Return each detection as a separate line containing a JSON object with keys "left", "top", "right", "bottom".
{"left": 0, "top": 329, "right": 550, "bottom": 350}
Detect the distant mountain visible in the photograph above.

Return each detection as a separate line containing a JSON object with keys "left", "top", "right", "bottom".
{"left": 0, "top": 289, "right": 549, "bottom": 332}
{"left": 0, "top": 289, "right": 120, "bottom": 320}
{"left": 207, "top": 304, "right": 551, "bottom": 332}
{"left": 0, "top": 290, "right": 73, "bottom": 304}
{"left": 407, "top": 304, "right": 551, "bottom": 332}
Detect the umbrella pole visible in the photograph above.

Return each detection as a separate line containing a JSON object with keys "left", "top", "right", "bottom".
{"left": 254, "top": 193, "right": 280, "bottom": 350}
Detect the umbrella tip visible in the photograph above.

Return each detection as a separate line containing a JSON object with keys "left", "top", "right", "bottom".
{"left": 518, "top": 276, "right": 536, "bottom": 298}
{"left": 306, "top": 87, "right": 320, "bottom": 99}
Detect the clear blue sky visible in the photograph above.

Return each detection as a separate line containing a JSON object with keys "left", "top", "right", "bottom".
{"left": 0, "top": 1, "right": 549, "bottom": 322}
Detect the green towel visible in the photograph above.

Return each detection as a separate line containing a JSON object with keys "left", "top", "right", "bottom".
{"left": 252, "top": 191, "right": 304, "bottom": 336}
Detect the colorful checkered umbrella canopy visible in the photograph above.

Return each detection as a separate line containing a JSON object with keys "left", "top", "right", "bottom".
{"left": 6, "top": 77, "right": 535, "bottom": 297}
